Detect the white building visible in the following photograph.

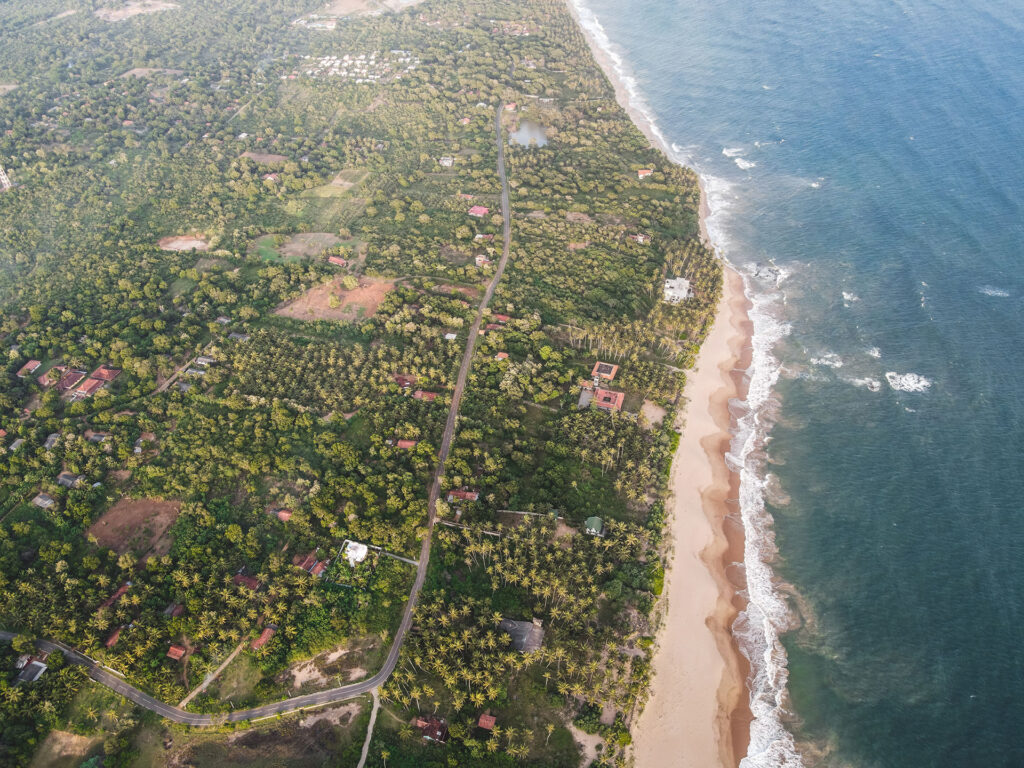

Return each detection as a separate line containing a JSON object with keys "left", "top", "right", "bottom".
{"left": 663, "top": 277, "right": 693, "bottom": 304}
{"left": 342, "top": 540, "right": 368, "bottom": 567}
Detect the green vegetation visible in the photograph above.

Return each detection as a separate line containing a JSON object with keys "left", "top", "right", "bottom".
{"left": 0, "top": 0, "right": 720, "bottom": 765}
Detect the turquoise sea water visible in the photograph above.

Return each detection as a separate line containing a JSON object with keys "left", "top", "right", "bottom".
{"left": 572, "top": 0, "right": 1024, "bottom": 766}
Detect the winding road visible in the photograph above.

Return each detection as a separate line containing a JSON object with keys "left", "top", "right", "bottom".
{"left": 1, "top": 106, "right": 515, "bottom": 726}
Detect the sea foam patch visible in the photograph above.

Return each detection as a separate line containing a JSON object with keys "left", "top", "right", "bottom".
{"left": 978, "top": 286, "right": 1010, "bottom": 297}
{"left": 886, "top": 372, "right": 932, "bottom": 392}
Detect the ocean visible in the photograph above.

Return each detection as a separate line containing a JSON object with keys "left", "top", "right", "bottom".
{"left": 570, "top": 0, "right": 1024, "bottom": 766}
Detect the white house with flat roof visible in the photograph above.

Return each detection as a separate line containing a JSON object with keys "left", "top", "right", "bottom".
{"left": 663, "top": 277, "right": 693, "bottom": 304}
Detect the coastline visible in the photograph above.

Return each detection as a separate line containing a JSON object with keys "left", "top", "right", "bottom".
{"left": 563, "top": 1, "right": 752, "bottom": 764}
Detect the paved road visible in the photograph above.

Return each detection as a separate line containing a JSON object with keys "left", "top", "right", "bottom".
{"left": 0, "top": 106, "right": 515, "bottom": 726}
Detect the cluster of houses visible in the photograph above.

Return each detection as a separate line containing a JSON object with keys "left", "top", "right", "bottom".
{"left": 19, "top": 361, "right": 122, "bottom": 401}
{"left": 290, "top": 51, "right": 419, "bottom": 84}
{"left": 578, "top": 360, "right": 625, "bottom": 413}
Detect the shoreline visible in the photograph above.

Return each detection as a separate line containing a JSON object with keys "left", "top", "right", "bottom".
{"left": 563, "top": 1, "right": 753, "bottom": 764}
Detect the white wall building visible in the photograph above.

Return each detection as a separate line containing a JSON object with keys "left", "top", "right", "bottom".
{"left": 663, "top": 277, "right": 693, "bottom": 304}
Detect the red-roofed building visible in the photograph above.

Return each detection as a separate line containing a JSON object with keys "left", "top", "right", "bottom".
{"left": 105, "top": 628, "right": 122, "bottom": 648}
{"left": 38, "top": 369, "right": 60, "bottom": 388}
{"left": 75, "top": 378, "right": 105, "bottom": 398}
{"left": 275, "top": 508, "right": 292, "bottom": 522}
{"left": 328, "top": 255, "right": 348, "bottom": 267}
{"left": 166, "top": 644, "right": 186, "bottom": 660}
{"left": 90, "top": 365, "right": 121, "bottom": 382}
{"left": 16, "top": 360, "right": 41, "bottom": 378}
{"left": 396, "top": 439, "right": 418, "bottom": 449}
{"left": 310, "top": 561, "right": 328, "bottom": 578}
{"left": 468, "top": 205, "right": 489, "bottom": 217}
{"left": 637, "top": 168, "right": 653, "bottom": 179}
{"left": 478, "top": 713, "right": 496, "bottom": 730}
{"left": 593, "top": 388, "right": 625, "bottom": 412}
{"left": 413, "top": 390, "right": 437, "bottom": 402}
{"left": 447, "top": 489, "right": 480, "bottom": 502}
{"left": 591, "top": 361, "right": 619, "bottom": 381}
{"left": 233, "top": 573, "right": 260, "bottom": 591}
{"left": 57, "top": 369, "right": 86, "bottom": 393}
{"left": 415, "top": 716, "right": 449, "bottom": 743}
{"left": 495, "top": 352, "right": 509, "bottom": 361}
{"left": 393, "top": 374, "right": 416, "bottom": 389}
{"left": 485, "top": 323, "right": 502, "bottom": 331}
{"left": 164, "top": 602, "right": 185, "bottom": 618}
{"left": 100, "top": 583, "right": 131, "bottom": 610}
{"left": 293, "top": 551, "right": 318, "bottom": 572}
{"left": 492, "top": 314, "right": 510, "bottom": 324}
{"left": 459, "top": 116, "right": 471, "bottom": 125}
{"left": 251, "top": 627, "right": 276, "bottom": 650}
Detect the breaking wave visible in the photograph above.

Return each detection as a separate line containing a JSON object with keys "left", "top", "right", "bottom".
{"left": 978, "top": 285, "right": 1010, "bottom": 297}
{"left": 885, "top": 372, "right": 932, "bottom": 392}
{"left": 735, "top": 157, "right": 758, "bottom": 170}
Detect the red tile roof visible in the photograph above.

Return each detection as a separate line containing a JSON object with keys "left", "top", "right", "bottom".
{"left": 57, "top": 370, "right": 86, "bottom": 393}
{"left": 232, "top": 573, "right": 260, "bottom": 590}
{"left": 100, "top": 583, "right": 131, "bottom": 609}
{"left": 393, "top": 374, "right": 416, "bottom": 388}
{"left": 637, "top": 168, "right": 653, "bottom": 178}
{"left": 396, "top": 439, "right": 418, "bottom": 449}
{"left": 491, "top": 313, "right": 510, "bottom": 323}
{"left": 276, "top": 509, "right": 292, "bottom": 522}
{"left": 16, "top": 360, "right": 41, "bottom": 378}
{"left": 292, "top": 552, "right": 318, "bottom": 572}
{"left": 310, "top": 561, "right": 328, "bottom": 578}
{"left": 593, "top": 388, "right": 625, "bottom": 412}
{"left": 90, "top": 365, "right": 121, "bottom": 382}
{"left": 166, "top": 644, "right": 186, "bottom": 660}
{"left": 250, "top": 626, "right": 276, "bottom": 650}
{"left": 485, "top": 323, "right": 502, "bottom": 331}
{"left": 447, "top": 489, "right": 480, "bottom": 501}
{"left": 328, "top": 255, "right": 348, "bottom": 267}
{"left": 468, "top": 205, "right": 489, "bottom": 217}
{"left": 591, "top": 361, "right": 619, "bottom": 381}
{"left": 76, "top": 378, "right": 104, "bottom": 397}
{"left": 495, "top": 352, "right": 509, "bottom": 361}
{"left": 478, "top": 713, "right": 496, "bottom": 730}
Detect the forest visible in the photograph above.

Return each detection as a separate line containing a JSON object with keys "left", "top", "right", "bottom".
{"left": 0, "top": 0, "right": 719, "bottom": 766}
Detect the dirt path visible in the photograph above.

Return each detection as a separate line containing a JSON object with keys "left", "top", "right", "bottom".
{"left": 178, "top": 640, "right": 247, "bottom": 708}
{"left": 356, "top": 688, "right": 380, "bottom": 768}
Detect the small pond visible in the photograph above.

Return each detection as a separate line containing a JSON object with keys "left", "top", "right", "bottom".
{"left": 509, "top": 120, "right": 549, "bottom": 147}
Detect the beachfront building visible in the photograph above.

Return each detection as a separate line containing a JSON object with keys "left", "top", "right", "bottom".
{"left": 663, "top": 277, "right": 693, "bottom": 304}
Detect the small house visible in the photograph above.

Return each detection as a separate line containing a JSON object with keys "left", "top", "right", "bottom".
{"left": 584, "top": 516, "right": 604, "bottom": 536}
{"left": 342, "top": 540, "right": 369, "bottom": 567}
{"left": 485, "top": 323, "right": 502, "bottom": 331}
{"left": 498, "top": 617, "right": 545, "bottom": 653}
{"left": 439, "top": 156, "right": 454, "bottom": 167}
{"left": 591, "top": 361, "right": 619, "bottom": 382}
{"left": 629, "top": 233, "right": 650, "bottom": 244}
{"left": 166, "top": 644, "right": 186, "bottom": 661}
{"left": 393, "top": 374, "right": 416, "bottom": 389}
{"left": 474, "top": 254, "right": 492, "bottom": 267}
{"left": 293, "top": 551, "right": 319, "bottom": 573}
{"left": 228, "top": 333, "right": 250, "bottom": 341}
{"left": 275, "top": 508, "right": 292, "bottom": 522}
{"left": 90, "top": 365, "right": 121, "bottom": 382}
{"left": 413, "top": 390, "right": 437, "bottom": 402}
{"left": 447, "top": 489, "right": 480, "bottom": 502}
{"left": 215, "top": 316, "right": 231, "bottom": 325}
{"left": 31, "top": 493, "right": 55, "bottom": 509}
{"left": 43, "top": 433, "right": 60, "bottom": 450}
{"left": 56, "top": 370, "right": 87, "bottom": 393}
{"left": 9, "top": 438, "right": 24, "bottom": 452}
{"left": 195, "top": 356, "right": 216, "bottom": 366}
{"left": 663, "top": 277, "right": 693, "bottom": 304}
{"left": 250, "top": 626, "right": 276, "bottom": 650}
{"left": 328, "top": 255, "right": 348, "bottom": 267}
{"left": 15, "top": 654, "right": 48, "bottom": 683}
{"left": 459, "top": 116, "right": 471, "bottom": 125}
{"left": 444, "top": 333, "right": 458, "bottom": 341}
{"left": 163, "top": 602, "right": 185, "bottom": 618}
{"left": 468, "top": 205, "right": 489, "bottom": 218}
{"left": 232, "top": 573, "right": 260, "bottom": 591}
{"left": 504, "top": 102, "right": 517, "bottom": 111}
{"left": 637, "top": 168, "right": 653, "bottom": 179}
{"left": 592, "top": 388, "right": 625, "bottom": 412}
{"left": 57, "top": 472, "right": 84, "bottom": 489}
{"left": 477, "top": 713, "right": 496, "bottom": 731}
{"left": 396, "top": 439, "right": 418, "bottom": 449}
{"left": 495, "top": 352, "right": 509, "bottom": 361}
{"left": 75, "top": 378, "right": 104, "bottom": 398}
{"left": 16, "top": 360, "right": 41, "bottom": 378}
{"left": 491, "top": 313, "right": 510, "bottom": 323}
{"left": 415, "top": 715, "right": 449, "bottom": 743}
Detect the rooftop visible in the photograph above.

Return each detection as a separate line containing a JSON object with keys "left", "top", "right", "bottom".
{"left": 498, "top": 617, "right": 545, "bottom": 653}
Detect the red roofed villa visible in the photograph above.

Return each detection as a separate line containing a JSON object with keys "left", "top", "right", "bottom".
{"left": 591, "top": 361, "right": 619, "bottom": 381}
{"left": 491, "top": 313, "right": 510, "bottom": 323}
{"left": 251, "top": 626, "right": 276, "bottom": 650}
{"left": 233, "top": 573, "right": 260, "bottom": 591}
{"left": 16, "top": 360, "right": 41, "bottom": 378}
{"left": 637, "top": 168, "right": 653, "bottom": 179}
{"left": 447, "top": 489, "right": 480, "bottom": 502}
{"left": 57, "top": 369, "right": 87, "bottom": 393}
{"left": 166, "top": 644, "right": 186, "bottom": 661}
{"left": 593, "top": 388, "right": 625, "bottom": 412}
{"left": 90, "top": 365, "right": 121, "bottom": 382}
{"left": 478, "top": 713, "right": 496, "bottom": 731}
{"left": 495, "top": 352, "right": 509, "bottom": 361}
{"left": 328, "top": 255, "right": 348, "bottom": 267}
{"left": 413, "top": 390, "right": 437, "bottom": 402}
{"left": 468, "top": 205, "right": 489, "bottom": 217}
{"left": 293, "top": 551, "right": 318, "bottom": 573}
{"left": 393, "top": 374, "right": 416, "bottom": 389}
{"left": 396, "top": 439, "right": 418, "bottom": 449}
{"left": 75, "top": 378, "right": 105, "bottom": 398}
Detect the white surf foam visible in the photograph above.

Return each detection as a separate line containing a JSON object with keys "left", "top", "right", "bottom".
{"left": 842, "top": 291, "right": 859, "bottom": 303}
{"left": 810, "top": 352, "right": 843, "bottom": 369}
{"left": 885, "top": 372, "right": 932, "bottom": 392}
{"left": 569, "top": 3, "right": 804, "bottom": 764}
{"left": 723, "top": 146, "right": 746, "bottom": 157}
{"left": 867, "top": 347, "right": 882, "bottom": 359}
{"left": 978, "top": 285, "right": 1010, "bottom": 297}
{"left": 847, "top": 376, "right": 882, "bottom": 392}
{"left": 735, "top": 157, "right": 757, "bottom": 170}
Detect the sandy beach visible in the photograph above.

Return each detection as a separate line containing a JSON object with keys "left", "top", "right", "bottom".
{"left": 632, "top": 269, "right": 753, "bottom": 767}
{"left": 563, "top": 1, "right": 755, "bottom": 764}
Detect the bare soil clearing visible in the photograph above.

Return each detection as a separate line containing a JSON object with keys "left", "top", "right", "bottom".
{"left": 29, "top": 730, "right": 99, "bottom": 768}
{"left": 275, "top": 277, "right": 394, "bottom": 322}
{"left": 0, "top": 85, "right": 17, "bottom": 95}
{"left": 280, "top": 232, "right": 342, "bottom": 258}
{"left": 566, "top": 211, "right": 594, "bottom": 224}
{"left": 95, "top": 1, "right": 179, "bottom": 22}
{"left": 87, "top": 498, "right": 181, "bottom": 557}
{"left": 240, "top": 151, "right": 288, "bottom": 164}
{"left": 159, "top": 235, "right": 209, "bottom": 251}
{"left": 641, "top": 400, "right": 667, "bottom": 428}
{"left": 120, "top": 67, "right": 184, "bottom": 78}
{"left": 300, "top": 702, "right": 360, "bottom": 728}
{"left": 31, "top": 9, "right": 78, "bottom": 27}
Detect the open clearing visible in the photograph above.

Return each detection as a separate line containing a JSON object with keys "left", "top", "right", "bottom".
{"left": 275, "top": 277, "right": 394, "bottom": 322}
{"left": 87, "top": 498, "right": 181, "bottom": 557}
{"left": 282, "top": 232, "right": 342, "bottom": 258}
{"left": 159, "top": 235, "right": 209, "bottom": 251}
{"left": 32, "top": 9, "right": 78, "bottom": 27}
{"left": 241, "top": 151, "right": 288, "bottom": 165}
{"left": 120, "top": 67, "right": 184, "bottom": 78}
{"left": 641, "top": 400, "right": 667, "bottom": 427}
{"left": 29, "top": 730, "right": 99, "bottom": 768}
{"left": 0, "top": 84, "right": 17, "bottom": 95}
{"left": 95, "top": 0, "right": 179, "bottom": 22}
